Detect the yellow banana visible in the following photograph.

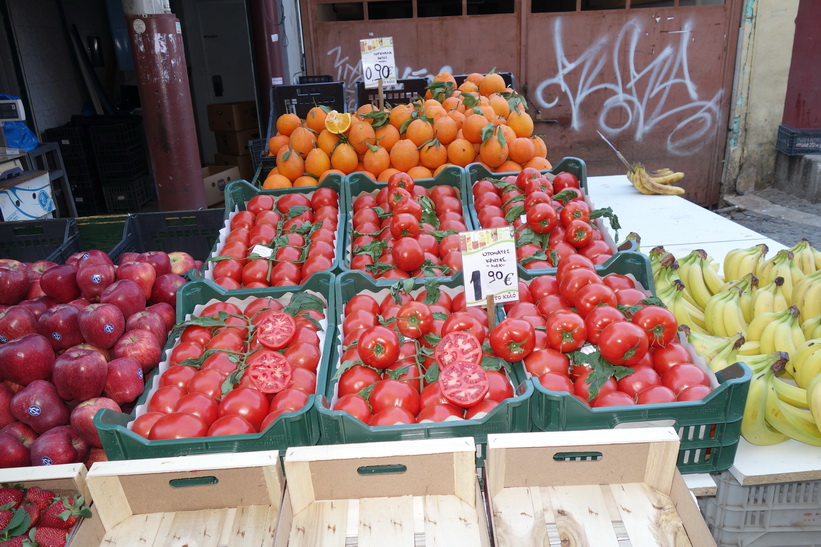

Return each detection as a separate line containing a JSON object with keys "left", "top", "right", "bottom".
{"left": 661, "top": 281, "right": 708, "bottom": 333}
{"left": 648, "top": 167, "right": 674, "bottom": 177}
{"left": 746, "top": 310, "right": 781, "bottom": 342}
{"left": 812, "top": 245, "right": 821, "bottom": 270}
{"left": 707, "top": 333, "right": 746, "bottom": 373}
{"left": 793, "top": 269, "right": 821, "bottom": 322}
{"left": 759, "top": 306, "right": 804, "bottom": 361}
{"left": 751, "top": 276, "right": 789, "bottom": 316}
{"left": 807, "top": 373, "right": 821, "bottom": 426}
{"left": 683, "top": 325, "right": 732, "bottom": 362}
{"left": 737, "top": 340, "right": 761, "bottom": 356}
{"left": 740, "top": 351, "right": 790, "bottom": 375}
{"left": 678, "top": 251, "right": 713, "bottom": 310}
{"left": 646, "top": 170, "right": 685, "bottom": 185}
{"left": 726, "top": 273, "right": 758, "bottom": 324}
{"left": 765, "top": 371, "right": 821, "bottom": 446}
{"left": 756, "top": 250, "right": 804, "bottom": 300}
{"left": 789, "top": 239, "right": 818, "bottom": 275}
{"left": 741, "top": 368, "right": 788, "bottom": 445}
{"left": 627, "top": 163, "right": 686, "bottom": 195}
{"left": 802, "top": 316, "right": 821, "bottom": 341}
{"left": 794, "top": 340, "right": 821, "bottom": 389}
{"left": 724, "top": 243, "right": 768, "bottom": 283}
{"left": 770, "top": 375, "right": 810, "bottom": 409}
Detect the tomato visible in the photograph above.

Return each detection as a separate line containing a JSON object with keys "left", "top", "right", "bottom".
{"left": 438, "top": 362, "right": 489, "bottom": 408}
{"left": 583, "top": 305, "right": 626, "bottom": 345}
{"left": 160, "top": 365, "right": 197, "bottom": 390}
{"left": 598, "top": 322, "right": 650, "bottom": 366}
{"left": 506, "top": 302, "right": 540, "bottom": 318}
{"left": 270, "top": 262, "right": 301, "bottom": 285}
{"left": 269, "top": 388, "right": 309, "bottom": 413}
{"left": 256, "top": 209, "right": 281, "bottom": 227}
{"left": 592, "top": 391, "right": 635, "bottom": 407}
{"left": 615, "top": 288, "right": 648, "bottom": 308}
{"left": 218, "top": 387, "right": 269, "bottom": 430}
{"left": 489, "top": 318, "right": 535, "bottom": 362}
{"left": 284, "top": 342, "right": 321, "bottom": 372}
{"left": 245, "top": 349, "right": 292, "bottom": 393}
{"left": 419, "top": 382, "right": 448, "bottom": 408}
{"left": 332, "top": 393, "right": 372, "bottom": 424}
{"left": 390, "top": 213, "right": 421, "bottom": 239}
{"left": 573, "top": 282, "right": 618, "bottom": 319}
{"left": 213, "top": 259, "right": 243, "bottom": 282}
{"left": 416, "top": 403, "right": 464, "bottom": 422}
{"left": 652, "top": 343, "right": 691, "bottom": 375}
{"left": 187, "top": 369, "right": 226, "bottom": 399}
{"left": 635, "top": 385, "right": 677, "bottom": 405}
{"left": 442, "top": 312, "right": 486, "bottom": 343}
{"left": 370, "top": 406, "right": 415, "bottom": 426}
{"left": 662, "top": 363, "right": 709, "bottom": 395}
{"left": 148, "top": 412, "right": 209, "bottom": 440}
{"left": 353, "top": 194, "right": 377, "bottom": 212}
{"left": 474, "top": 192, "right": 503, "bottom": 211}
{"left": 559, "top": 200, "right": 591, "bottom": 227}
{"left": 181, "top": 325, "right": 214, "bottom": 347}
{"left": 169, "top": 341, "right": 205, "bottom": 366}
{"left": 207, "top": 414, "right": 256, "bottom": 436}
{"left": 557, "top": 267, "right": 601, "bottom": 304}
{"left": 524, "top": 348, "right": 570, "bottom": 377}
{"left": 552, "top": 171, "right": 580, "bottom": 192}
{"left": 230, "top": 210, "right": 255, "bottom": 231}
{"left": 484, "top": 370, "right": 514, "bottom": 402}
{"left": 677, "top": 384, "right": 713, "bottom": 401}
{"left": 342, "top": 309, "right": 378, "bottom": 335}
{"left": 174, "top": 392, "right": 219, "bottom": 426}
{"left": 337, "top": 365, "right": 381, "bottom": 398}
{"left": 616, "top": 366, "right": 661, "bottom": 398}
{"left": 434, "top": 331, "right": 483, "bottom": 368}
{"left": 147, "top": 385, "right": 186, "bottom": 414}
{"left": 515, "top": 167, "right": 541, "bottom": 190}
{"left": 580, "top": 240, "right": 613, "bottom": 263}
{"left": 564, "top": 219, "right": 594, "bottom": 248}
{"left": 131, "top": 412, "right": 164, "bottom": 438}
{"left": 631, "top": 305, "right": 678, "bottom": 347}
{"left": 524, "top": 202, "right": 557, "bottom": 234}
{"left": 276, "top": 193, "right": 311, "bottom": 214}
{"left": 357, "top": 325, "right": 400, "bottom": 369}
{"left": 393, "top": 198, "right": 423, "bottom": 220}
{"left": 555, "top": 254, "right": 595, "bottom": 281}
{"left": 573, "top": 369, "right": 617, "bottom": 402}
{"left": 538, "top": 373, "right": 575, "bottom": 393}
{"left": 241, "top": 259, "right": 272, "bottom": 286}
{"left": 311, "top": 187, "right": 339, "bottom": 209}
{"left": 392, "top": 237, "right": 425, "bottom": 272}
{"left": 545, "top": 310, "right": 587, "bottom": 352}
{"left": 369, "top": 378, "right": 421, "bottom": 416}
{"left": 207, "top": 330, "right": 246, "bottom": 353}
{"left": 396, "top": 301, "right": 434, "bottom": 339}
{"left": 286, "top": 367, "right": 317, "bottom": 394}
{"left": 465, "top": 399, "right": 499, "bottom": 419}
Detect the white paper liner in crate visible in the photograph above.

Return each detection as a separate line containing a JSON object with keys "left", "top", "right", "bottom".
{"left": 129, "top": 290, "right": 330, "bottom": 429}
{"left": 328, "top": 284, "right": 517, "bottom": 424}
{"left": 204, "top": 194, "right": 340, "bottom": 282}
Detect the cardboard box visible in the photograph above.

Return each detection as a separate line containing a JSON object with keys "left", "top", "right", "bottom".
{"left": 206, "top": 101, "right": 257, "bottom": 132}
{"left": 202, "top": 165, "right": 241, "bottom": 206}
{"left": 0, "top": 170, "right": 55, "bottom": 221}
{"left": 215, "top": 152, "right": 254, "bottom": 181}
{"left": 214, "top": 127, "right": 261, "bottom": 156}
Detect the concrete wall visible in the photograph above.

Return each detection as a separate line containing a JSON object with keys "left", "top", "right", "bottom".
{"left": 724, "top": 0, "right": 799, "bottom": 195}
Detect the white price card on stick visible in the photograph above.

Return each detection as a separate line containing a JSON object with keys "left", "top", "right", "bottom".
{"left": 359, "top": 37, "right": 397, "bottom": 89}
{"left": 460, "top": 226, "right": 519, "bottom": 307}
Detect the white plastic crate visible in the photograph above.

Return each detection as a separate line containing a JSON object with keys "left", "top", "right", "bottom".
{"left": 703, "top": 471, "right": 821, "bottom": 546}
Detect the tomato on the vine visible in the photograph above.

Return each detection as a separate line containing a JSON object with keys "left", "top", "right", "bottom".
{"left": 357, "top": 325, "right": 400, "bottom": 369}
{"left": 395, "top": 301, "right": 434, "bottom": 339}
{"left": 489, "top": 318, "right": 536, "bottom": 362}
{"left": 597, "top": 322, "right": 650, "bottom": 366}
{"left": 631, "top": 305, "right": 678, "bottom": 347}
{"left": 545, "top": 310, "right": 587, "bottom": 352}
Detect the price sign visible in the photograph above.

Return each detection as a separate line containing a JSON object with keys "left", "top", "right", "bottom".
{"left": 460, "top": 226, "right": 519, "bottom": 307}
{"left": 359, "top": 37, "right": 397, "bottom": 89}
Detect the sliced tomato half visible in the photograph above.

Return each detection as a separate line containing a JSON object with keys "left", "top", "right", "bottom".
{"left": 434, "top": 331, "right": 483, "bottom": 368}
{"left": 246, "top": 349, "right": 292, "bottom": 393}
{"left": 253, "top": 310, "right": 296, "bottom": 349}
{"left": 438, "top": 361, "right": 490, "bottom": 408}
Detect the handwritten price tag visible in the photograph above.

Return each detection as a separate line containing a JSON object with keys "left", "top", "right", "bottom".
{"left": 459, "top": 226, "right": 519, "bottom": 307}
{"left": 359, "top": 37, "right": 397, "bottom": 89}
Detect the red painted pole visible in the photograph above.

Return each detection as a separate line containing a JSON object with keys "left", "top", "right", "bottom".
{"left": 125, "top": 11, "right": 207, "bottom": 210}
{"left": 250, "top": 0, "right": 287, "bottom": 130}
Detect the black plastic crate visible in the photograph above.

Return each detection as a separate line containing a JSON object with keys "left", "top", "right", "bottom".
{"left": 102, "top": 176, "right": 153, "bottom": 214}
{"left": 71, "top": 184, "right": 107, "bottom": 217}
{"left": 249, "top": 137, "right": 266, "bottom": 171}
{"left": 62, "top": 154, "right": 98, "bottom": 182}
{"left": 776, "top": 125, "right": 821, "bottom": 156}
{"left": 109, "top": 208, "right": 226, "bottom": 263}
{"left": 96, "top": 152, "right": 149, "bottom": 183}
{"left": 266, "top": 82, "right": 346, "bottom": 142}
{"left": 355, "top": 77, "right": 428, "bottom": 107}
{"left": 0, "top": 218, "right": 82, "bottom": 263}
{"left": 42, "top": 124, "right": 92, "bottom": 160}
{"left": 87, "top": 117, "right": 145, "bottom": 158}
{"left": 298, "top": 74, "right": 333, "bottom": 84}
{"left": 453, "top": 72, "right": 517, "bottom": 90}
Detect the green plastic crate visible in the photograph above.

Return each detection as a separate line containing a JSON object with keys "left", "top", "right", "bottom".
{"left": 315, "top": 270, "right": 533, "bottom": 456}
{"left": 202, "top": 178, "right": 346, "bottom": 285}
{"left": 518, "top": 259, "right": 750, "bottom": 474}
{"left": 0, "top": 218, "right": 82, "bottom": 264}
{"left": 94, "top": 272, "right": 336, "bottom": 461}
{"left": 341, "top": 165, "right": 474, "bottom": 278}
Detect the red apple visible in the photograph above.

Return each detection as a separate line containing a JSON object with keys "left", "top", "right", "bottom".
{"left": 76, "top": 261, "right": 116, "bottom": 302}
{"left": 26, "top": 260, "right": 57, "bottom": 283}
{"left": 29, "top": 425, "right": 89, "bottom": 466}
{"left": 70, "top": 397, "right": 121, "bottom": 448}
{"left": 52, "top": 348, "right": 109, "bottom": 402}
{"left": 111, "top": 329, "right": 162, "bottom": 373}
{"left": 150, "top": 273, "right": 186, "bottom": 308}
{"left": 0, "top": 333, "right": 55, "bottom": 385}
{"left": 137, "top": 251, "right": 172, "bottom": 276}
{"left": 168, "top": 251, "right": 197, "bottom": 276}
{"left": 116, "top": 261, "right": 156, "bottom": 300}
{"left": 72, "top": 343, "right": 110, "bottom": 362}
{"left": 0, "top": 431, "right": 31, "bottom": 467}
{"left": 100, "top": 279, "right": 146, "bottom": 320}
{"left": 37, "top": 304, "right": 83, "bottom": 351}
{"left": 25, "top": 279, "right": 47, "bottom": 299}
{"left": 104, "top": 356, "right": 145, "bottom": 405}
{"left": 126, "top": 310, "right": 167, "bottom": 347}
{"left": 117, "top": 252, "right": 140, "bottom": 265}
{"left": 84, "top": 447, "right": 108, "bottom": 468}
{"left": 147, "top": 302, "right": 176, "bottom": 331}
{"left": 78, "top": 303, "right": 125, "bottom": 349}
{"left": 40, "top": 264, "right": 81, "bottom": 303}
{"left": 0, "top": 305, "right": 38, "bottom": 343}
{"left": 10, "top": 380, "right": 70, "bottom": 433}
{"left": 17, "top": 296, "right": 55, "bottom": 319}
{"left": 194, "top": 260, "right": 204, "bottom": 270}
{"left": 67, "top": 249, "right": 114, "bottom": 269}
{"left": 0, "top": 264, "right": 29, "bottom": 305}
{"left": 0, "top": 421, "right": 38, "bottom": 447}
{"left": 0, "top": 383, "right": 15, "bottom": 428}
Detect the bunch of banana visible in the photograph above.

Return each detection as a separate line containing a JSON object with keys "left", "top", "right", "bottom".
{"left": 750, "top": 276, "right": 790, "bottom": 317}
{"left": 803, "top": 316, "right": 821, "bottom": 341}
{"left": 741, "top": 353, "right": 790, "bottom": 445}
{"left": 729, "top": 273, "right": 758, "bottom": 324}
{"left": 723, "top": 243, "right": 768, "bottom": 282}
{"left": 764, "top": 367, "right": 821, "bottom": 446}
{"left": 705, "top": 333, "right": 746, "bottom": 373}
{"left": 658, "top": 280, "right": 708, "bottom": 334}
{"left": 808, "top": 373, "right": 821, "bottom": 427}
{"left": 627, "top": 163, "right": 686, "bottom": 195}
{"left": 788, "top": 239, "right": 821, "bottom": 275}
{"left": 746, "top": 306, "right": 806, "bottom": 374}
{"left": 677, "top": 249, "right": 725, "bottom": 310}
{"left": 649, "top": 246, "right": 675, "bottom": 278}
{"left": 703, "top": 286, "right": 748, "bottom": 338}
{"left": 792, "top": 269, "right": 821, "bottom": 322}
{"left": 755, "top": 250, "right": 805, "bottom": 295}
{"left": 683, "top": 325, "right": 735, "bottom": 362}
{"left": 793, "top": 340, "right": 821, "bottom": 388}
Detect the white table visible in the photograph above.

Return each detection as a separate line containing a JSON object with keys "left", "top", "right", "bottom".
{"left": 588, "top": 174, "right": 815, "bottom": 489}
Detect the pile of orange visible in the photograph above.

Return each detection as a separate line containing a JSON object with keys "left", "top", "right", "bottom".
{"left": 262, "top": 71, "right": 551, "bottom": 190}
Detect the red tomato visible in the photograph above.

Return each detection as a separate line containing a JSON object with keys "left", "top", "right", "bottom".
{"left": 526, "top": 203, "right": 558, "bottom": 234}
{"left": 169, "top": 341, "right": 205, "bottom": 367}
{"left": 174, "top": 392, "right": 219, "bottom": 425}
{"left": 269, "top": 388, "right": 309, "bottom": 413}
{"left": 160, "top": 365, "right": 197, "bottom": 390}
{"left": 392, "top": 237, "right": 425, "bottom": 272}
{"left": 636, "top": 385, "right": 678, "bottom": 405}
{"left": 616, "top": 366, "right": 662, "bottom": 398}
{"left": 573, "top": 282, "right": 618, "bottom": 318}
{"left": 592, "top": 391, "right": 636, "bottom": 407}
{"left": 677, "top": 384, "right": 713, "bottom": 401}
{"left": 147, "top": 385, "right": 186, "bottom": 414}
{"left": 662, "top": 364, "right": 709, "bottom": 395}
{"left": 246, "top": 194, "right": 275, "bottom": 215}
{"left": 538, "top": 373, "right": 575, "bottom": 393}
{"left": 552, "top": 172, "right": 580, "bottom": 192}
{"left": 395, "top": 301, "right": 434, "bottom": 339}
{"left": 559, "top": 200, "right": 591, "bottom": 226}
{"left": 131, "top": 412, "right": 164, "bottom": 438}
{"left": 357, "top": 325, "right": 400, "bottom": 369}
{"left": 311, "top": 187, "right": 339, "bottom": 209}
{"left": 574, "top": 369, "right": 617, "bottom": 402}
{"left": 284, "top": 342, "right": 321, "bottom": 372}
{"left": 442, "top": 312, "right": 486, "bottom": 343}
{"left": 332, "top": 393, "right": 372, "bottom": 424}
{"left": 584, "top": 305, "right": 627, "bottom": 345}
{"left": 345, "top": 294, "right": 381, "bottom": 316}
{"left": 207, "top": 414, "right": 256, "bottom": 436}
{"left": 602, "top": 273, "right": 637, "bottom": 292}
{"left": 286, "top": 367, "right": 317, "bottom": 394}
{"left": 564, "top": 219, "right": 594, "bottom": 248}
{"left": 598, "top": 322, "right": 650, "bottom": 366}
{"left": 434, "top": 331, "right": 483, "bottom": 368}
{"left": 631, "top": 305, "right": 679, "bottom": 347}
{"left": 148, "top": 412, "right": 209, "bottom": 440}
{"left": 337, "top": 365, "right": 381, "bottom": 398}
{"left": 484, "top": 369, "right": 514, "bottom": 402}
{"left": 465, "top": 399, "right": 499, "bottom": 419}
{"left": 342, "top": 309, "right": 378, "bottom": 335}
{"left": 181, "top": 325, "right": 214, "bottom": 347}
{"left": 555, "top": 253, "right": 595, "bottom": 281}
{"left": 207, "top": 330, "right": 246, "bottom": 353}
{"left": 615, "top": 288, "right": 649, "bottom": 308}
{"left": 369, "top": 378, "right": 421, "bottom": 416}
{"left": 438, "top": 362, "right": 489, "bottom": 408}
{"left": 652, "top": 343, "right": 692, "bottom": 375}
{"left": 545, "top": 310, "right": 587, "bottom": 352}
{"left": 370, "top": 406, "right": 415, "bottom": 426}
{"left": 187, "top": 369, "right": 226, "bottom": 400}
{"left": 218, "top": 387, "right": 269, "bottom": 430}
{"left": 524, "top": 348, "right": 570, "bottom": 377}
{"left": 489, "top": 318, "right": 536, "bottom": 362}
{"left": 276, "top": 193, "right": 311, "bottom": 214}
{"left": 245, "top": 349, "right": 292, "bottom": 393}
{"left": 416, "top": 403, "right": 464, "bottom": 422}
{"left": 557, "top": 267, "right": 601, "bottom": 303}
{"left": 353, "top": 194, "right": 377, "bottom": 212}
{"left": 419, "top": 382, "right": 448, "bottom": 408}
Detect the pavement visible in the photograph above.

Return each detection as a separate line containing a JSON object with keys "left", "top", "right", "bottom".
{"left": 719, "top": 189, "right": 821, "bottom": 247}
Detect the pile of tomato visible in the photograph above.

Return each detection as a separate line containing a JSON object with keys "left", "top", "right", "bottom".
{"left": 209, "top": 187, "right": 340, "bottom": 288}
{"left": 129, "top": 292, "right": 327, "bottom": 440}
{"left": 347, "top": 172, "right": 470, "bottom": 280}
{"left": 501, "top": 254, "right": 714, "bottom": 407}
{"left": 330, "top": 282, "right": 523, "bottom": 426}
{"left": 471, "top": 167, "right": 617, "bottom": 269}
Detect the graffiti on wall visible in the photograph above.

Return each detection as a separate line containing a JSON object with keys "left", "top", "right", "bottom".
{"left": 534, "top": 18, "right": 721, "bottom": 156}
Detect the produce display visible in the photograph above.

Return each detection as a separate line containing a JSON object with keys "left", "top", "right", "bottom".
{"left": 206, "top": 187, "right": 340, "bottom": 289}
{"left": 651, "top": 240, "right": 821, "bottom": 446}
{"left": 0, "top": 249, "right": 195, "bottom": 469}
{"left": 0, "top": 484, "right": 90, "bottom": 546}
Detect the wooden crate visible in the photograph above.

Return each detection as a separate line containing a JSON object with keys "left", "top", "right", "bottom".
{"left": 0, "top": 463, "right": 90, "bottom": 501}
{"left": 275, "top": 437, "right": 490, "bottom": 546}
{"left": 485, "top": 428, "right": 716, "bottom": 547}
{"left": 71, "top": 451, "right": 284, "bottom": 546}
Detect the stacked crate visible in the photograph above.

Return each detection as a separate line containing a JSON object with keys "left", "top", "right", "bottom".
{"left": 207, "top": 100, "right": 259, "bottom": 181}
{"left": 43, "top": 124, "right": 105, "bottom": 216}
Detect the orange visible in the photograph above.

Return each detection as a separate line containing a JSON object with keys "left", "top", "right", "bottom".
{"left": 488, "top": 94, "right": 511, "bottom": 118}
{"left": 319, "top": 169, "right": 345, "bottom": 182}
{"left": 406, "top": 118, "right": 434, "bottom": 147}
{"left": 434, "top": 163, "right": 454, "bottom": 177}
{"left": 458, "top": 80, "right": 478, "bottom": 94}
{"left": 447, "top": 109, "right": 466, "bottom": 127}
{"left": 498, "top": 124, "right": 517, "bottom": 148}
{"left": 425, "top": 72, "right": 457, "bottom": 100}
{"left": 507, "top": 110, "right": 534, "bottom": 138}
{"left": 305, "top": 107, "right": 328, "bottom": 134}
{"left": 262, "top": 172, "right": 292, "bottom": 189}
{"left": 433, "top": 116, "right": 458, "bottom": 145}
{"left": 289, "top": 126, "right": 316, "bottom": 157}
{"left": 389, "top": 104, "right": 414, "bottom": 131}
{"left": 447, "top": 138, "right": 476, "bottom": 167}
{"left": 479, "top": 133, "right": 509, "bottom": 168}
{"left": 531, "top": 135, "right": 548, "bottom": 158}
{"left": 462, "top": 114, "right": 490, "bottom": 144}
{"left": 356, "top": 104, "right": 378, "bottom": 122}
{"left": 267, "top": 134, "right": 289, "bottom": 157}
{"left": 479, "top": 73, "right": 506, "bottom": 96}
{"left": 389, "top": 139, "right": 420, "bottom": 172}
{"left": 465, "top": 72, "right": 484, "bottom": 85}
{"left": 407, "top": 165, "right": 433, "bottom": 180}
{"left": 317, "top": 129, "right": 340, "bottom": 156}
{"left": 442, "top": 96, "right": 465, "bottom": 114}
{"left": 525, "top": 156, "right": 553, "bottom": 171}
{"left": 304, "top": 148, "right": 331, "bottom": 178}
{"left": 275, "top": 113, "right": 301, "bottom": 136}
{"left": 423, "top": 103, "right": 447, "bottom": 122}
{"left": 330, "top": 142, "right": 358, "bottom": 174}
{"left": 325, "top": 110, "right": 352, "bottom": 134}
{"left": 419, "top": 140, "right": 448, "bottom": 170}
{"left": 294, "top": 175, "right": 318, "bottom": 187}
{"left": 276, "top": 146, "right": 305, "bottom": 181}
{"left": 348, "top": 120, "right": 377, "bottom": 156}
{"left": 508, "top": 137, "right": 536, "bottom": 165}
{"left": 494, "top": 160, "right": 522, "bottom": 174}
{"left": 363, "top": 145, "right": 391, "bottom": 178}
{"left": 375, "top": 124, "right": 400, "bottom": 151}
{"left": 377, "top": 167, "right": 400, "bottom": 182}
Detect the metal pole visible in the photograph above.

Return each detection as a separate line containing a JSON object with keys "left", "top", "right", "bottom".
{"left": 123, "top": 1, "right": 207, "bottom": 210}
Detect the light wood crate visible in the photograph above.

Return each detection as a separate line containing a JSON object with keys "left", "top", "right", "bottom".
{"left": 485, "top": 427, "right": 716, "bottom": 547}
{"left": 70, "top": 451, "right": 284, "bottom": 546}
{"left": 275, "top": 437, "right": 491, "bottom": 546}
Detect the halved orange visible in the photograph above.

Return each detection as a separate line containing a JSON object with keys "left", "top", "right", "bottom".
{"left": 324, "top": 110, "right": 352, "bottom": 134}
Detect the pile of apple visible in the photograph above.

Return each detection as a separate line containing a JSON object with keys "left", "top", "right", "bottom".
{"left": 0, "top": 248, "right": 200, "bottom": 469}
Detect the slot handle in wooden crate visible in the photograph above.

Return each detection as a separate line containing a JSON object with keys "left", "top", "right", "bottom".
{"left": 168, "top": 475, "right": 219, "bottom": 487}
{"left": 552, "top": 451, "right": 603, "bottom": 462}
{"left": 357, "top": 464, "right": 407, "bottom": 475}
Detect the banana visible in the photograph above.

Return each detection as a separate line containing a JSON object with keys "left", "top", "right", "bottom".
{"left": 724, "top": 244, "right": 768, "bottom": 283}
{"left": 678, "top": 250, "right": 715, "bottom": 310}
{"left": 736, "top": 274, "right": 759, "bottom": 323}
{"left": 789, "top": 239, "right": 818, "bottom": 275}
{"left": 812, "top": 245, "right": 821, "bottom": 270}
{"left": 792, "top": 269, "right": 821, "bottom": 322}
{"left": 740, "top": 350, "right": 790, "bottom": 375}
{"left": 751, "top": 276, "right": 790, "bottom": 316}
{"left": 759, "top": 306, "right": 804, "bottom": 361}
{"left": 746, "top": 310, "right": 781, "bottom": 342}
{"left": 703, "top": 288, "right": 747, "bottom": 338}
{"left": 794, "top": 340, "right": 821, "bottom": 389}
{"left": 770, "top": 374, "right": 810, "bottom": 409}
{"left": 683, "top": 325, "right": 731, "bottom": 361}
{"left": 741, "top": 368, "right": 788, "bottom": 446}
{"left": 807, "top": 373, "right": 821, "bottom": 426}
{"left": 627, "top": 163, "right": 686, "bottom": 195}
{"left": 737, "top": 340, "right": 761, "bottom": 356}
{"left": 707, "top": 333, "right": 746, "bottom": 373}
{"left": 802, "top": 316, "right": 821, "bottom": 341}
{"left": 662, "top": 280, "right": 708, "bottom": 332}
{"left": 646, "top": 170, "right": 685, "bottom": 185}
{"left": 756, "top": 250, "right": 804, "bottom": 300}
{"left": 648, "top": 167, "right": 674, "bottom": 177}
{"left": 765, "top": 371, "right": 821, "bottom": 446}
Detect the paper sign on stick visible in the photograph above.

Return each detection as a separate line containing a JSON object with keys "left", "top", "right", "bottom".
{"left": 359, "top": 37, "right": 397, "bottom": 89}
{"left": 459, "top": 226, "right": 519, "bottom": 307}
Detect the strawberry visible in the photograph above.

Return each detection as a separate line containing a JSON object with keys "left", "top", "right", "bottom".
{"left": 0, "top": 505, "right": 13, "bottom": 532}
{"left": 23, "top": 488, "right": 54, "bottom": 511}
{"left": 30, "top": 526, "right": 68, "bottom": 547}
{"left": 20, "top": 504, "right": 39, "bottom": 528}
{"left": 0, "top": 488, "right": 22, "bottom": 510}
{"left": 0, "top": 536, "right": 24, "bottom": 547}
{"left": 38, "top": 496, "right": 90, "bottom": 530}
